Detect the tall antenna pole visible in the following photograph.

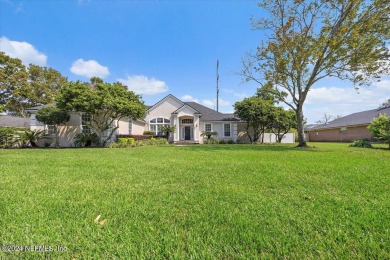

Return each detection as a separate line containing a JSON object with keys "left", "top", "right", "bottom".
{"left": 216, "top": 59, "right": 219, "bottom": 112}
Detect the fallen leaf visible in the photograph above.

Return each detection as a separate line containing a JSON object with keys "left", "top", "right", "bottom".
{"left": 94, "top": 215, "right": 101, "bottom": 224}
{"left": 99, "top": 219, "right": 107, "bottom": 226}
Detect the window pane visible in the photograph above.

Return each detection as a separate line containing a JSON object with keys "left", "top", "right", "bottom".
{"left": 150, "top": 118, "right": 156, "bottom": 123}
{"left": 224, "top": 124, "right": 231, "bottom": 137}
{"left": 205, "top": 124, "right": 211, "bottom": 132}
{"left": 157, "top": 125, "right": 164, "bottom": 136}
{"left": 182, "top": 119, "right": 193, "bottom": 124}
{"left": 157, "top": 118, "right": 163, "bottom": 123}
{"left": 150, "top": 125, "right": 156, "bottom": 132}
{"left": 164, "top": 118, "right": 170, "bottom": 123}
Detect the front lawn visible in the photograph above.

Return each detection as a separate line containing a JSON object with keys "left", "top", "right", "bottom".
{"left": 0, "top": 143, "right": 389, "bottom": 259}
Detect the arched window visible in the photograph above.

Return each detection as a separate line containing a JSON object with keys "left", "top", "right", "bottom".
{"left": 149, "top": 117, "right": 170, "bottom": 135}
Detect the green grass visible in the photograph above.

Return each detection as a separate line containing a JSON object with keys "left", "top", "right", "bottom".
{"left": 1, "top": 143, "right": 389, "bottom": 259}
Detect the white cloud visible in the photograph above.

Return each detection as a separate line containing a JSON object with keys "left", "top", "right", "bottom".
{"left": 181, "top": 95, "right": 199, "bottom": 103}
{"left": 70, "top": 59, "right": 110, "bottom": 78}
{"left": 373, "top": 79, "right": 390, "bottom": 90}
{"left": 222, "top": 89, "right": 249, "bottom": 99}
{"left": 304, "top": 82, "right": 390, "bottom": 123}
{"left": 202, "top": 99, "right": 215, "bottom": 108}
{"left": 118, "top": 75, "right": 168, "bottom": 95}
{"left": 0, "top": 37, "right": 47, "bottom": 66}
{"left": 202, "top": 98, "right": 230, "bottom": 109}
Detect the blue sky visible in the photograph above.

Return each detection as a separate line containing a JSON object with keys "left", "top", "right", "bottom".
{"left": 1, "top": 0, "right": 389, "bottom": 123}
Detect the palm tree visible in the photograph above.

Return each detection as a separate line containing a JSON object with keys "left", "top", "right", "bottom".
{"left": 23, "top": 129, "right": 44, "bottom": 147}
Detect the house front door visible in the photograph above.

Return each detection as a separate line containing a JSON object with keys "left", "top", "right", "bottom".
{"left": 185, "top": 126, "right": 191, "bottom": 140}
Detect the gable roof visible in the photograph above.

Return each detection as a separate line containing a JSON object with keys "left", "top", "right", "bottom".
{"left": 309, "top": 106, "right": 390, "bottom": 131}
{"left": 0, "top": 115, "right": 29, "bottom": 128}
{"left": 184, "top": 102, "right": 240, "bottom": 122}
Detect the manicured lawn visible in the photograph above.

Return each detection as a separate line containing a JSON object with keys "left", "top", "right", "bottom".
{"left": 0, "top": 143, "right": 389, "bottom": 259}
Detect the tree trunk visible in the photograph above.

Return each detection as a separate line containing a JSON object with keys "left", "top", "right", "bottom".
{"left": 296, "top": 107, "right": 307, "bottom": 147}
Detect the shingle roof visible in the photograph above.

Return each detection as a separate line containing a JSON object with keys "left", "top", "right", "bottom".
{"left": 309, "top": 106, "right": 390, "bottom": 130}
{"left": 184, "top": 102, "right": 240, "bottom": 122}
{"left": 0, "top": 115, "right": 29, "bottom": 128}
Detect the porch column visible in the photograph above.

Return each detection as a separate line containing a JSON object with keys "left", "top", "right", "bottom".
{"left": 174, "top": 116, "right": 180, "bottom": 141}
{"left": 233, "top": 123, "right": 238, "bottom": 141}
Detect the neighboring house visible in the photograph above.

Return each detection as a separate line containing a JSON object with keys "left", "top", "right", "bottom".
{"left": 305, "top": 106, "right": 390, "bottom": 142}
{"left": 0, "top": 115, "right": 29, "bottom": 128}
{"left": 26, "top": 94, "right": 295, "bottom": 146}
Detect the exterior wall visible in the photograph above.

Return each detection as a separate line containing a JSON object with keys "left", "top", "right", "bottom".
{"left": 308, "top": 125, "right": 371, "bottom": 142}
{"left": 32, "top": 113, "right": 82, "bottom": 147}
{"left": 116, "top": 117, "right": 146, "bottom": 135}
{"left": 117, "top": 118, "right": 129, "bottom": 135}
{"left": 133, "top": 120, "right": 146, "bottom": 135}
{"left": 145, "top": 97, "right": 182, "bottom": 125}
{"left": 199, "top": 122, "right": 235, "bottom": 142}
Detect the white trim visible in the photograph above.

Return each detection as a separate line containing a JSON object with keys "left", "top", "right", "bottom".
{"left": 223, "top": 123, "right": 231, "bottom": 137}
{"left": 172, "top": 104, "right": 201, "bottom": 115}
{"left": 149, "top": 117, "right": 171, "bottom": 135}
{"left": 204, "top": 123, "right": 212, "bottom": 132}
{"left": 148, "top": 94, "right": 184, "bottom": 112}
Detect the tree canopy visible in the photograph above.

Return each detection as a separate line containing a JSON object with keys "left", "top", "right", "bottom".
{"left": 368, "top": 114, "right": 390, "bottom": 149}
{"left": 36, "top": 106, "right": 70, "bottom": 148}
{"left": 234, "top": 97, "right": 275, "bottom": 143}
{"left": 270, "top": 107, "right": 297, "bottom": 143}
{"left": 0, "top": 52, "right": 67, "bottom": 117}
{"left": 242, "top": 0, "right": 390, "bottom": 147}
{"left": 56, "top": 79, "right": 146, "bottom": 147}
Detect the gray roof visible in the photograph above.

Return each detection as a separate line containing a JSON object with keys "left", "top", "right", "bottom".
{"left": 0, "top": 115, "right": 29, "bottom": 128}
{"left": 184, "top": 102, "right": 240, "bottom": 122}
{"left": 308, "top": 106, "right": 390, "bottom": 130}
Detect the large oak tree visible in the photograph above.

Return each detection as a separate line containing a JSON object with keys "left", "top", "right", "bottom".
{"left": 242, "top": 0, "right": 390, "bottom": 147}
{"left": 0, "top": 52, "right": 67, "bottom": 117}
{"left": 56, "top": 78, "right": 147, "bottom": 147}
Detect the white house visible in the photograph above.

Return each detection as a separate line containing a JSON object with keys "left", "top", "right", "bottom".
{"left": 26, "top": 94, "right": 295, "bottom": 146}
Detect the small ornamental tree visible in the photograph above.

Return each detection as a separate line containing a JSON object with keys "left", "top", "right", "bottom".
{"left": 161, "top": 125, "right": 176, "bottom": 140}
{"left": 200, "top": 131, "right": 218, "bottom": 140}
{"left": 270, "top": 108, "right": 297, "bottom": 143}
{"left": 368, "top": 114, "right": 390, "bottom": 149}
{"left": 56, "top": 78, "right": 146, "bottom": 147}
{"left": 36, "top": 106, "right": 70, "bottom": 148}
{"left": 234, "top": 97, "right": 275, "bottom": 144}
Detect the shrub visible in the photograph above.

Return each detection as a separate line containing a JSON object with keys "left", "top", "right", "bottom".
{"left": 74, "top": 133, "right": 100, "bottom": 147}
{"left": 117, "top": 134, "right": 155, "bottom": 141}
{"left": 155, "top": 138, "right": 169, "bottom": 145}
{"left": 227, "top": 139, "right": 235, "bottom": 144}
{"left": 349, "top": 139, "right": 372, "bottom": 148}
{"left": 118, "top": 138, "right": 135, "bottom": 146}
{"left": 219, "top": 139, "right": 226, "bottom": 144}
{"left": 143, "top": 131, "right": 155, "bottom": 135}
{"left": 109, "top": 137, "right": 168, "bottom": 148}
{"left": 0, "top": 127, "right": 24, "bottom": 148}
{"left": 205, "top": 138, "right": 219, "bottom": 144}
